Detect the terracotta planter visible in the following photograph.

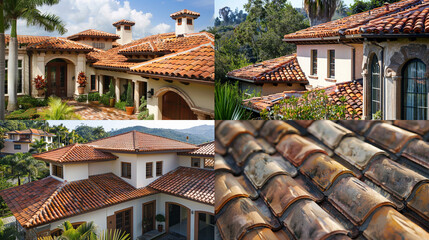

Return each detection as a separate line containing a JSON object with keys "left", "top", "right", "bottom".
{"left": 126, "top": 106, "right": 134, "bottom": 115}
{"left": 158, "top": 224, "right": 163, "bottom": 232}
{"left": 91, "top": 101, "right": 99, "bottom": 105}
{"left": 37, "top": 89, "right": 44, "bottom": 96}
{"left": 78, "top": 87, "right": 85, "bottom": 94}
{"left": 109, "top": 98, "right": 115, "bottom": 107}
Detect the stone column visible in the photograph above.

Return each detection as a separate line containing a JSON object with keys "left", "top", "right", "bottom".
{"left": 75, "top": 54, "right": 86, "bottom": 96}
{"left": 34, "top": 53, "right": 46, "bottom": 97}
{"left": 115, "top": 77, "right": 120, "bottom": 102}
{"left": 99, "top": 75, "right": 104, "bottom": 95}
{"left": 134, "top": 80, "right": 140, "bottom": 112}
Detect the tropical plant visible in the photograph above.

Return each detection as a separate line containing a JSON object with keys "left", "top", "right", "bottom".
{"left": 0, "top": 219, "right": 21, "bottom": 240}
{"left": 108, "top": 81, "right": 115, "bottom": 99}
{"left": 0, "top": 0, "right": 6, "bottom": 120}
{"left": 4, "top": 0, "right": 67, "bottom": 111}
{"left": 303, "top": 0, "right": 339, "bottom": 26}
{"left": 77, "top": 72, "right": 87, "bottom": 87}
{"left": 1, "top": 152, "right": 46, "bottom": 183}
{"left": 125, "top": 82, "right": 133, "bottom": 107}
{"left": 42, "top": 97, "right": 79, "bottom": 120}
{"left": 30, "top": 138, "right": 48, "bottom": 153}
{"left": 34, "top": 75, "right": 47, "bottom": 90}
{"left": 0, "top": 178, "right": 14, "bottom": 217}
{"left": 215, "top": 82, "right": 250, "bottom": 120}
{"left": 137, "top": 96, "right": 154, "bottom": 120}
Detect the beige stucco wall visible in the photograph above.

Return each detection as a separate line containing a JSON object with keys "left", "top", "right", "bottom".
{"left": 0, "top": 141, "right": 30, "bottom": 154}
{"left": 297, "top": 43, "right": 364, "bottom": 88}
{"left": 78, "top": 38, "right": 113, "bottom": 51}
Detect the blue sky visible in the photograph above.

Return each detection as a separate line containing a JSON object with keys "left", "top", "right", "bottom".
{"left": 47, "top": 120, "right": 214, "bottom": 131}
{"left": 13, "top": 0, "right": 214, "bottom": 39}
{"left": 215, "top": 0, "right": 355, "bottom": 17}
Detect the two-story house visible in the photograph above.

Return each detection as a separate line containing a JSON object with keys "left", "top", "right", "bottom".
{"left": 6, "top": 9, "right": 214, "bottom": 120}
{"left": 1, "top": 129, "right": 54, "bottom": 155}
{"left": 0, "top": 131, "right": 214, "bottom": 240}
{"left": 232, "top": 0, "right": 429, "bottom": 120}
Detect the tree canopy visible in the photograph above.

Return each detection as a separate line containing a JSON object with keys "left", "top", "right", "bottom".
{"left": 349, "top": 0, "right": 400, "bottom": 15}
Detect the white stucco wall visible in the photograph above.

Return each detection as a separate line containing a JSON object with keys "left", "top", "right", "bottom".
{"left": 88, "top": 160, "right": 115, "bottom": 176}
{"left": 146, "top": 78, "right": 214, "bottom": 120}
{"left": 63, "top": 163, "right": 89, "bottom": 182}
{"left": 297, "top": 43, "right": 363, "bottom": 88}
{"left": 116, "top": 25, "right": 133, "bottom": 45}
{"left": 175, "top": 18, "right": 195, "bottom": 36}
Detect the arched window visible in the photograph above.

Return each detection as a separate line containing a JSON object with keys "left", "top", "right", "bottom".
{"left": 402, "top": 59, "right": 428, "bottom": 120}
{"left": 370, "top": 55, "right": 381, "bottom": 118}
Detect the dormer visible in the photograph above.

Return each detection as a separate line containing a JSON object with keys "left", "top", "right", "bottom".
{"left": 113, "top": 19, "right": 135, "bottom": 45}
{"left": 67, "top": 29, "right": 120, "bottom": 50}
{"left": 170, "top": 9, "right": 200, "bottom": 36}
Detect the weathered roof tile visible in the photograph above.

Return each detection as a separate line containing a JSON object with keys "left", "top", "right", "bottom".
{"left": 366, "top": 123, "right": 421, "bottom": 153}
{"left": 259, "top": 120, "right": 299, "bottom": 144}
{"left": 308, "top": 120, "right": 354, "bottom": 149}
{"left": 276, "top": 134, "right": 327, "bottom": 167}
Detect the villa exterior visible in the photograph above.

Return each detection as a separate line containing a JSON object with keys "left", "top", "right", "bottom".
{"left": 0, "top": 131, "right": 215, "bottom": 240}
{"left": 0, "top": 129, "right": 54, "bottom": 155}
{"left": 5, "top": 9, "right": 214, "bottom": 120}
{"left": 232, "top": 0, "right": 429, "bottom": 120}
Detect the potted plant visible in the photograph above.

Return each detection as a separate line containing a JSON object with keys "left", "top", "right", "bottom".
{"left": 77, "top": 72, "right": 87, "bottom": 94}
{"left": 108, "top": 80, "right": 115, "bottom": 107}
{"left": 34, "top": 75, "right": 47, "bottom": 96}
{"left": 125, "top": 82, "right": 134, "bottom": 115}
{"left": 155, "top": 214, "right": 165, "bottom": 232}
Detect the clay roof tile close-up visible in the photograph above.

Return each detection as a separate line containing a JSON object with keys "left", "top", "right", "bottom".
{"left": 215, "top": 120, "right": 429, "bottom": 240}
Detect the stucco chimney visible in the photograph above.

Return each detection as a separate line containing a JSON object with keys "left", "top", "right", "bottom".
{"left": 113, "top": 19, "right": 135, "bottom": 45}
{"left": 170, "top": 9, "right": 200, "bottom": 36}
{"left": 384, "top": 2, "right": 389, "bottom": 11}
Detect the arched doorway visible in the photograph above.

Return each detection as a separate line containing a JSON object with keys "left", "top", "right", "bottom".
{"left": 45, "top": 59, "right": 68, "bottom": 97}
{"left": 402, "top": 59, "right": 428, "bottom": 120}
{"left": 166, "top": 202, "right": 190, "bottom": 239}
{"left": 162, "top": 91, "right": 197, "bottom": 120}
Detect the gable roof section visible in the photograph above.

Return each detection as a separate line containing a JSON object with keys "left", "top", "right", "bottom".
{"left": 227, "top": 54, "right": 308, "bottom": 84}
{"left": 130, "top": 43, "right": 214, "bottom": 82}
{"left": 27, "top": 37, "right": 94, "bottom": 52}
{"left": 149, "top": 167, "right": 214, "bottom": 205}
{"left": 67, "top": 29, "right": 120, "bottom": 40}
{"left": 178, "top": 141, "right": 215, "bottom": 157}
{"left": 0, "top": 174, "right": 157, "bottom": 228}
{"left": 284, "top": 0, "right": 429, "bottom": 42}
{"left": 86, "top": 130, "right": 198, "bottom": 153}
{"left": 33, "top": 144, "right": 118, "bottom": 163}
{"left": 215, "top": 120, "right": 429, "bottom": 239}
{"left": 243, "top": 80, "right": 363, "bottom": 119}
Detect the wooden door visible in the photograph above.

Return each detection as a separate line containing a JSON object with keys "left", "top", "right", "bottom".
{"left": 142, "top": 201, "right": 155, "bottom": 234}
{"left": 162, "top": 91, "right": 197, "bottom": 120}
{"left": 115, "top": 208, "right": 133, "bottom": 239}
{"left": 46, "top": 61, "right": 67, "bottom": 97}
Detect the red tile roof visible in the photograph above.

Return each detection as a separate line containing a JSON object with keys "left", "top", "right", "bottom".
{"left": 86, "top": 130, "right": 198, "bottom": 153}
{"left": 67, "top": 29, "right": 120, "bottom": 40}
{"left": 0, "top": 174, "right": 158, "bottom": 228}
{"left": 6, "top": 129, "right": 54, "bottom": 136}
{"left": 27, "top": 37, "right": 94, "bottom": 52}
{"left": 131, "top": 43, "right": 214, "bottom": 81}
{"left": 170, "top": 9, "right": 200, "bottom": 19}
{"left": 149, "top": 167, "right": 214, "bottom": 205}
{"left": 215, "top": 120, "right": 429, "bottom": 239}
{"left": 112, "top": 19, "right": 135, "bottom": 27}
{"left": 227, "top": 54, "right": 308, "bottom": 84}
{"left": 284, "top": 0, "right": 429, "bottom": 41}
{"left": 178, "top": 141, "right": 215, "bottom": 157}
{"left": 243, "top": 80, "right": 363, "bottom": 119}
{"left": 5, "top": 35, "right": 52, "bottom": 45}
{"left": 33, "top": 144, "right": 118, "bottom": 163}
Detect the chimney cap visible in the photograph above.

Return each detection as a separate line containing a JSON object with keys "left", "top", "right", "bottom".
{"left": 170, "top": 9, "right": 200, "bottom": 20}
{"left": 113, "top": 19, "right": 136, "bottom": 27}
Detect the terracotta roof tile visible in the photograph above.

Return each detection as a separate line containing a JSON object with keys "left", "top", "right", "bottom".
{"left": 5, "top": 35, "right": 52, "bottom": 46}
{"left": 86, "top": 130, "right": 198, "bottom": 152}
{"left": 244, "top": 80, "right": 364, "bottom": 119}
{"left": 170, "top": 9, "right": 200, "bottom": 19}
{"left": 0, "top": 174, "right": 157, "bottom": 228}
{"left": 178, "top": 141, "right": 214, "bottom": 157}
{"left": 27, "top": 37, "right": 94, "bottom": 52}
{"left": 215, "top": 120, "right": 429, "bottom": 239}
{"left": 33, "top": 144, "right": 118, "bottom": 163}
{"left": 227, "top": 54, "right": 308, "bottom": 84}
{"left": 130, "top": 43, "right": 214, "bottom": 81}
{"left": 148, "top": 167, "right": 214, "bottom": 205}
{"left": 6, "top": 129, "right": 54, "bottom": 136}
{"left": 284, "top": 0, "right": 428, "bottom": 41}
{"left": 67, "top": 29, "right": 120, "bottom": 40}
{"left": 112, "top": 19, "right": 135, "bottom": 26}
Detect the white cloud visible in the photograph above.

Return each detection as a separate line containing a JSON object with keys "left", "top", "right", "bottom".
{"left": 13, "top": 0, "right": 172, "bottom": 39}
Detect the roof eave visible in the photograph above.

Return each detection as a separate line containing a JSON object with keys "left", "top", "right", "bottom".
{"left": 130, "top": 71, "right": 214, "bottom": 85}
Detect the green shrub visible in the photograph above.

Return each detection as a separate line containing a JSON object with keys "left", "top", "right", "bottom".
{"left": 88, "top": 92, "right": 100, "bottom": 101}
{"left": 6, "top": 108, "right": 40, "bottom": 120}
{"left": 108, "top": 81, "right": 115, "bottom": 99}
{"left": 114, "top": 101, "right": 126, "bottom": 111}
{"left": 17, "top": 95, "right": 48, "bottom": 109}
{"left": 76, "top": 95, "right": 87, "bottom": 102}
{"left": 120, "top": 90, "right": 127, "bottom": 102}
{"left": 42, "top": 97, "right": 79, "bottom": 120}
{"left": 215, "top": 82, "right": 251, "bottom": 120}
{"left": 126, "top": 82, "right": 133, "bottom": 107}
{"left": 100, "top": 94, "right": 110, "bottom": 106}
{"left": 137, "top": 96, "right": 154, "bottom": 120}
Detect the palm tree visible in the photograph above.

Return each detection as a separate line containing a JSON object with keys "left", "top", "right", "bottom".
{"left": 42, "top": 97, "right": 79, "bottom": 120}
{"left": 0, "top": 152, "right": 26, "bottom": 185}
{"left": 30, "top": 138, "right": 48, "bottom": 153}
{"left": 0, "top": 0, "right": 6, "bottom": 120}
{"left": 4, "top": 0, "right": 67, "bottom": 111}
{"left": 304, "top": 0, "right": 339, "bottom": 26}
